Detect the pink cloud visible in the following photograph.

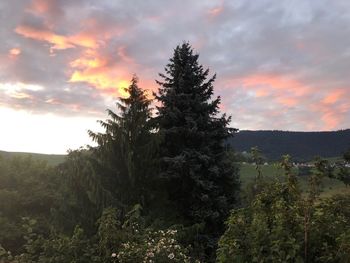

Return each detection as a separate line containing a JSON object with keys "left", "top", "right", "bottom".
{"left": 208, "top": 6, "right": 223, "bottom": 18}
{"left": 322, "top": 89, "right": 346, "bottom": 104}
{"left": 15, "top": 25, "right": 99, "bottom": 52}
{"left": 220, "top": 73, "right": 350, "bottom": 130}
{"left": 242, "top": 74, "right": 311, "bottom": 96}
{"left": 8, "top": 48, "right": 21, "bottom": 59}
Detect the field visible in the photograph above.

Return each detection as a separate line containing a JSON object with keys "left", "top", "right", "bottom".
{"left": 0, "top": 150, "right": 66, "bottom": 166}
{"left": 240, "top": 163, "right": 350, "bottom": 196}
{"left": 1, "top": 150, "right": 348, "bottom": 196}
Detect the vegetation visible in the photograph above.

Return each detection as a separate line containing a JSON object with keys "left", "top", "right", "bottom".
{"left": 0, "top": 151, "right": 65, "bottom": 166}
{"left": 1, "top": 43, "right": 349, "bottom": 262}
{"left": 87, "top": 74, "right": 157, "bottom": 211}
{"left": 155, "top": 43, "right": 240, "bottom": 260}
{"left": 217, "top": 155, "right": 350, "bottom": 262}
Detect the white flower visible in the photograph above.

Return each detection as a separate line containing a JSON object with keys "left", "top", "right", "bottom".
{"left": 168, "top": 253, "right": 175, "bottom": 259}
{"left": 111, "top": 252, "right": 117, "bottom": 258}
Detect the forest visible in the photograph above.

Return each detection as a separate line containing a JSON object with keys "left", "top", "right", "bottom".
{"left": 1, "top": 43, "right": 350, "bottom": 263}
{"left": 230, "top": 130, "right": 350, "bottom": 161}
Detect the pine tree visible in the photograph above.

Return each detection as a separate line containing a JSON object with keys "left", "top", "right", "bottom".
{"left": 89, "top": 75, "right": 155, "bottom": 209}
{"left": 155, "top": 43, "right": 240, "bottom": 254}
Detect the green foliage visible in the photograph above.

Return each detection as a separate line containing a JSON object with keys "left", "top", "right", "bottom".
{"left": 56, "top": 148, "right": 108, "bottom": 232}
{"left": 336, "top": 149, "right": 350, "bottom": 186}
{"left": 0, "top": 217, "right": 97, "bottom": 263}
{"left": 241, "top": 147, "right": 269, "bottom": 204}
{"left": 4, "top": 206, "right": 194, "bottom": 263}
{"left": 96, "top": 207, "right": 123, "bottom": 260}
{"left": 88, "top": 75, "right": 157, "bottom": 210}
{"left": 112, "top": 207, "right": 194, "bottom": 263}
{"left": 250, "top": 147, "right": 265, "bottom": 180}
{"left": 0, "top": 156, "right": 59, "bottom": 253}
{"left": 217, "top": 156, "right": 350, "bottom": 262}
{"left": 155, "top": 42, "right": 240, "bottom": 259}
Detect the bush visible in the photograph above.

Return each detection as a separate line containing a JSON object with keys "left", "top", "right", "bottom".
{"left": 217, "top": 157, "right": 350, "bottom": 262}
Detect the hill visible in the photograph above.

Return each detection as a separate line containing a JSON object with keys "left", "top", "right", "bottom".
{"left": 229, "top": 129, "right": 350, "bottom": 161}
{"left": 0, "top": 150, "right": 66, "bottom": 166}
{"left": 1, "top": 129, "right": 350, "bottom": 164}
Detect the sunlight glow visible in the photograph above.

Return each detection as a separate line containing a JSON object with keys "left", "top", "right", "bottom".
{"left": 0, "top": 107, "right": 101, "bottom": 154}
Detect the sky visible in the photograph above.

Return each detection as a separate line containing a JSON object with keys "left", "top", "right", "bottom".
{"left": 0, "top": 0, "right": 350, "bottom": 154}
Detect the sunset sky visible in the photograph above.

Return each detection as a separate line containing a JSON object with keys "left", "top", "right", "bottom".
{"left": 0, "top": 0, "right": 349, "bottom": 154}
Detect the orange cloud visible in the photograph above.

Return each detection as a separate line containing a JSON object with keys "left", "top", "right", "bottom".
{"left": 9, "top": 48, "right": 21, "bottom": 56}
{"left": 208, "top": 6, "right": 223, "bottom": 17}
{"left": 15, "top": 25, "right": 74, "bottom": 50}
{"left": 322, "top": 89, "right": 345, "bottom": 104}
{"left": 255, "top": 89, "right": 269, "bottom": 97}
{"left": 69, "top": 33, "right": 100, "bottom": 49}
{"left": 276, "top": 97, "right": 298, "bottom": 107}
{"left": 238, "top": 73, "right": 312, "bottom": 108}
{"left": 70, "top": 56, "right": 107, "bottom": 69}
{"left": 321, "top": 111, "right": 340, "bottom": 130}
{"left": 26, "top": 0, "right": 64, "bottom": 25}
{"left": 15, "top": 25, "right": 99, "bottom": 52}
{"left": 238, "top": 74, "right": 350, "bottom": 129}
{"left": 9, "top": 48, "right": 21, "bottom": 58}
{"left": 242, "top": 74, "right": 310, "bottom": 96}
{"left": 307, "top": 88, "right": 349, "bottom": 129}
{"left": 69, "top": 70, "right": 130, "bottom": 97}
{"left": 28, "top": 0, "right": 56, "bottom": 15}
{"left": 68, "top": 47, "right": 145, "bottom": 98}
{"left": 310, "top": 100, "right": 347, "bottom": 130}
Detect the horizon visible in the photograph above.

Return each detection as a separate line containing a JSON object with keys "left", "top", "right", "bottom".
{"left": 1, "top": 128, "right": 349, "bottom": 155}
{"left": 1, "top": 0, "right": 350, "bottom": 154}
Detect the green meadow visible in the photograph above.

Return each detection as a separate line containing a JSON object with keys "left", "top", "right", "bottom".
{"left": 240, "top": 162, "right": 350, "bottom": 196}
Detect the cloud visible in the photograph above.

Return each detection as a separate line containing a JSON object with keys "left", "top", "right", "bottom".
{"left": 9, "top": 48, "right": 21, "bottom": 57}
{"left": 26, "top": 0, "right": 64, "bottom": 19}
{"left": 15, "top": 25, "right": 99, "bottom": 52}
{"left": 0, "top": 0, "right": 349, "bottom": 132}
{"left": 322, "top": 89, "right": 346, "bottom": 105}
{"left": 68, "top": 47, "right": 138, "bottom": 97}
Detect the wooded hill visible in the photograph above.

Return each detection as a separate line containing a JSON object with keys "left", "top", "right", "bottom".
{"left": 229, "top": 129, "right": 350, "bottom": 161}
{"left": 2, "top": 129, "right": 350, "bottom": 165}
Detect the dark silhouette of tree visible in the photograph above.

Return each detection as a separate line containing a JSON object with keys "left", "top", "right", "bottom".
{"left": 155, "top": 42, "right": 240, "bottom": 258}
{"left": 89, "top": 75, "right": 156, "bottom": 209}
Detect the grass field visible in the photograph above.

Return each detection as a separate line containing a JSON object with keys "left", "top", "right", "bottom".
{"left": 1, "top": 150, "right": 348, "bottom": 196}
{"left": 240, "top": 163, "right": 350, "bottom": 196}
{"left": 0, "top": 150, "right": 66, "bottom": 166}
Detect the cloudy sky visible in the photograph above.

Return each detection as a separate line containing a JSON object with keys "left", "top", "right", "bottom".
{"left": 0, "top": 0, "right": 349, "bottom": 154}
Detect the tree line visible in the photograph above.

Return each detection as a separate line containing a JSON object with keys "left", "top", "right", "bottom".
{"left": 230, "top": 130, "right": 350, "bottom": 161}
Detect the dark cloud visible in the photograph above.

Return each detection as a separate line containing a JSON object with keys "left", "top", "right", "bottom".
{"left": 0, "top": 0, "right": 349, "bottom": 130}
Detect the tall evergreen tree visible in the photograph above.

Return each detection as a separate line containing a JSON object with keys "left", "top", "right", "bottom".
{"left": 89, "top": 75, "right": 155, "bottom": 209}
{"left": 155, "top": 43, "right": 240, "bottom": 254}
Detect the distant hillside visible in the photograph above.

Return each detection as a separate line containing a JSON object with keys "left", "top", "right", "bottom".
{"left": 2, "top": 129, "right": 350, "bottom": 164}
{"left": 0, "top": 151, "right": 66, "bottom": 166}
{"left": 229, "top": 129, "right": 350, "bottom": 161}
